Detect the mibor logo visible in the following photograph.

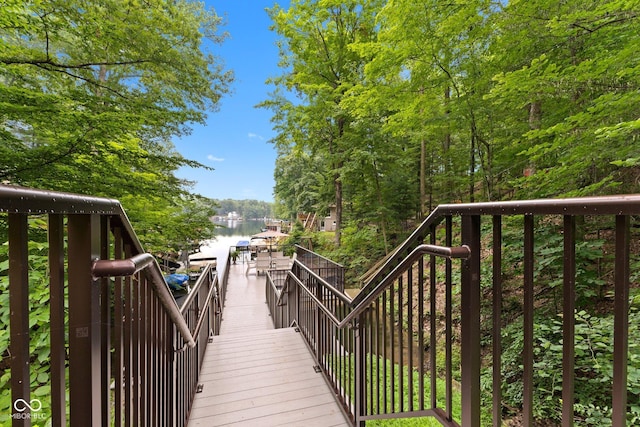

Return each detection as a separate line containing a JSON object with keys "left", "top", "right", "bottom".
{"left": 13, "top": 398, "right": 43, "bottom": 412}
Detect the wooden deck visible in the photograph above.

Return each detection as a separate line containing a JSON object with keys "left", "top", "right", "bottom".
{"left": 187, "top": 259, "right": 350, "bottom": 427}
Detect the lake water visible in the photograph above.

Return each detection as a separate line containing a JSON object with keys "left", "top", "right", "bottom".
{"left": 194, "top": 219, "right": 266, "bottom": 267}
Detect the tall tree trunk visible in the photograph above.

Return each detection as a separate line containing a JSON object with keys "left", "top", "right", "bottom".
{"left": 525, "top": 101, "right": 542, "bottom": 177}
{"left": 469, "top": 131, "right": 475, "bottom": 203}
{"left": 419, "top": 87, "right": 427, "bottom": 218}
{"left": 334, "top": 172, "right": 342, "bottom": 246}
{"left": 443, "top": 86, "right": 452, "bottom": 202}
{"left": 334, "top": 117, "right": 345, "bottom": 247}
{"left": 373, "top": 160, "right": 389, "bottom": 254}
{"left": 420, "top": 137, "right": 426, "bottom": 217}
{"left": 529, "top": 101, "right": 541, "bottom": 130}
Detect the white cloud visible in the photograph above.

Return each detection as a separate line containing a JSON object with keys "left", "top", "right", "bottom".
{"left": 248, "top": 132, "right": 264, "bottom": 140}
{"left": 207, "top": 155, "right": 224, "bottom": 162}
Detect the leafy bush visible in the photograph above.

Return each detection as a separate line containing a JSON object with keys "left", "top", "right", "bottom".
{"left": 322, "top": 221, "right": 388, "bottom": 286}
{"left": 0, "top": 234, "right": 59, "bottom": 426}
{"left": 489, "top": 308, "right": 640, "bottom": 425}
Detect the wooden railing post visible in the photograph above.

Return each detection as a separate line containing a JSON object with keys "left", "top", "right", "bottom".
{"left": 67, "top": 214, "right": 103, "bottom": 426}
{"left": 460, "top": 215, "right": 481, "bottom": 427}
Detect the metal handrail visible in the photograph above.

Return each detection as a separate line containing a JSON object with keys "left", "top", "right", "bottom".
{"left": 356, "top": 193, "right": 640, "bottom": 305}
{"left": 292, "top": 243, "right": 470, "bottom": 329}
{"left": 0, "top": 184, "right": 145, "bottom": 253}
{"left": 1, "top": 184, "right": 227, "bottom": 426}
{"left": 1, "top": 184, "right": 198, "bottom": 347}
{"left": 296, "top": 244, "right": 345, "bottom": 268}
{"left": 292, "top": 259, "right": 352, "bottom": 305}
{"left": 1, "top": 182, "right": 228, "bottom": 349}
{"left": 285, "top": 194, "right": 640, "bottom": 426}
{"left": 92, "top": 254, "right": 197, "bottom": 348}
{"left": 186, "top": 266, "right": 219, "bottom": 344}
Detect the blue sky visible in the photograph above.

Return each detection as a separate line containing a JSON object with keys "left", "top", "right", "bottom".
{"left": 172, "top": 1, "right": 289, "bottom": 202}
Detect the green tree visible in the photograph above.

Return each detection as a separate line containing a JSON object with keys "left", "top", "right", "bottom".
{"left": 273, "top": 146, "right": 332, "bottom": 221}
{"left": 488, "top": 0, "right": 640, "bottom": 198}
{"left": 265, "top": 0, "right": 384, "bottom": 246}
{"left": 0, "top": 0, "right": 233, "bottom": 248}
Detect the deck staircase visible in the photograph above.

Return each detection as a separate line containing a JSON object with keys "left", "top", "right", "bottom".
{"left": 187, "top": 260, "right": 349, "bottom": 427}
{"left": 3, "top": 184, "right": 638, "bottom": 427}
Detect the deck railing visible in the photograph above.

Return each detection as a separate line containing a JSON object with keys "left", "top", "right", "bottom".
{"left": 0, "top": 185, "right": 224, "bottom": 427}
{"left": 268, "top": 195, "right": 640, "bottom": 426}
{"left": 295, "top": 245, "right": 345, "bottom": 292}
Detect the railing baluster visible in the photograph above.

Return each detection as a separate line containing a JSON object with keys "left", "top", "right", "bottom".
{"left": 382, "top": 290, "right": 388, "bottom": 415}
{"left": 132, "top": 274, "right": 140, "bottom": 426}
{"left": 355, "top": 312, "right": 366, "bottom": 427}
{"left": 523, "top": 214, "right": 535, "bottom": 426}
{"left": 398, "top": 275, "right": 404, "bottom": 413}
{"left": 141, "top": 280, "right": 149, "bottom": 426}
{"left": 367, "top": 305, "right": 373, "bottom": 415}
{"left": 445, "top": 216, "right": 453, "bottom": 420}
{"left": 114, "top": 228, "right": 124, "bottom": 427}
{"left": 492, "top": 215, "right": 502, "bottom": 427}
{"left": 124, "top": 274, "right": 133, "bottom": 427}
{"left": 375, "top": 299, "right": 381, "bottom": 415}
{"left": 407, "top": 258, "right": 414, "bottom": 412}
{"left": 461, "top": 214, "right": 481, "bottom": 427}
{"left": 9, "top": 213, "right": 30, "bottom": 426}
{"left": 417, "top": 250, "right": 425, "bottom": 412}
{"left": 100, "top": 216, "right": 111, "bottom": 426}
{"left": 430, "top": 227, "right": 437, "bottom": 410}
{"left": 390, "top": 279, "right": 396, "bottom": 412}
{"left": 67, "top": 213, "right": 102, "bottom": 426}
{"left": 49, "top": 214, "right": 67, "bottom": 427}
{"left": 562, "top": 215, "right": 576, "bottom": 427}
{"left": 612, "top": 215, "right": 630, "bottom": 426}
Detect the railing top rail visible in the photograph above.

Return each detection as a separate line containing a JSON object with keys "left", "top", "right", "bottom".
{"left": 0, "top": 184, "right": 145, "bottom": 253}
{"left": 362, "top": 193, "right": 640, "bottom": 295}
{"left": 434, "top": 194, "right": 640, "bottom": 216}
{"left": 0, "top": 184, "right": 122, "bottom": 214}
{"left": 296, "top": 244, "right": 345, "bottom": 268}
{"left": 301, "top": 244, "right": 469, "bottom": 328}
{"left": 0, "top": 184, "right": 197, "bottom": 347}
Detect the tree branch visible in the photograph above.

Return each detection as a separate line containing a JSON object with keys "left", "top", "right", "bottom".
{"left": 31, "top": 63, "right": 129, "bottom": 99}
{"left": 0, "top": 57, "right": 154, "bottom": 69}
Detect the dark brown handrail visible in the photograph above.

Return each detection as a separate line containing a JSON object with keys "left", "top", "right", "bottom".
{"left": 92, "top": 254, "right": 196, "bottom": 348}
{"left": 0, "top": 185, "right": 121, "bottom": 214}
{"left": 277, "top": 195, "right": 640, "bottom": 426}
{"left": 0, "top": 184, "right": 222, "bottom": 426}
{"left": 291, "top": 243, "right": 470, "bottom": 328}
{"left": 357, "top": 194, "right": 640, "bottom": 305}
{"left": 181, "top": 266, "right": 220, "bottom": 348}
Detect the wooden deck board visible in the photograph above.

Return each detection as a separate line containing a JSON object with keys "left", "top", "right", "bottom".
{"left": 187, "top": 262, "right": 350, "bottom": 427}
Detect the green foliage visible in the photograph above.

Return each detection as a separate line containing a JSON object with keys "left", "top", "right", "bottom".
{"left": 213, "top": 199, "right": 274, "bottom": 220}
{"left": 267, "top": 0, "right": 640, "bottom": 236}
{"left": 265, "top": 0, "right": 387, "bottom": 245}
{"left": 490, "top": 308, "right": 640, "bottom": 425}
{"left": 126, "top": 193, "right": 219, "bottom": 254}
{"left": 332, "top": 353, "right": 465, "bottom": 426}
{"left": 322, "top": 221, "right": 388, "bottom": 286}
{"left": 0, "top": 226, "right": 58, "bottom": 424}
{"left": 0, "top": 0, "right": 233, "bottom": 251}
{"left": 531, "top": 220, "right": 607, "bottom": 304}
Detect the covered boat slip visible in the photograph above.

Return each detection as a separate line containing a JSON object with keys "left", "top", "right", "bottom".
{"left": 187, "top": 261, "right": 349, "bottom": 427}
